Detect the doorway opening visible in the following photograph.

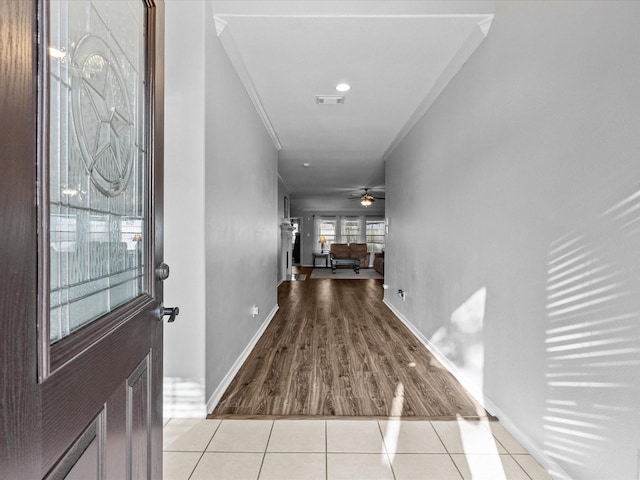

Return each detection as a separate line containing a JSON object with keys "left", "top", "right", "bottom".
{"left": 291, "top": 217, "right": 301, "bottom": 266}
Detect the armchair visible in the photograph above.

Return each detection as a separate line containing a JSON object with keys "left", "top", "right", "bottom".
{"left": 329, "top": 243, "right": 349, "bottom": 260}
{"left": 373, "top": 252, "right": 384, "bottom": 275}
{"left": 348, "top": 243, "right": 370, "bottom": 268}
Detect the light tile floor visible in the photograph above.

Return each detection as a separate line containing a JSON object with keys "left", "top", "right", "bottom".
{"left": 163, "top": 418, "right": 552, "bottom": 480}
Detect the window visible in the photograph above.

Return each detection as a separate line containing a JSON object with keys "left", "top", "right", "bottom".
{"left": 341, "top": 217, "right": 361, "bottom": 244}
{"left": 317, "top": 218, "right": 336, "bottom": 252}
{"left": 48, "top": 0, "right": 147, "bottom": 343}
{"left": 366, "top": 220, "right": 385, "bottom": 253}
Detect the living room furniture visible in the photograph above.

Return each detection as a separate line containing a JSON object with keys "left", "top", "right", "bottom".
{"left": 347, "top": 243, "right": 370, "bottom": 267}
{"left": 319, "top": 235, "right": 327, "bottom": 252}
{"left": 331, "top": 258, "right": 360, "bottom": 274}
{"left": 329, "top": 243, "right": 370, "bottom": 269}
{"left": 312, "top": 252, "right": 329, "bottom": 267}
{"left": 329, "top": 243, "right": 349, "bottom": 259}
{"left": 374, "top": 252, "right": 384, "bottom": 275}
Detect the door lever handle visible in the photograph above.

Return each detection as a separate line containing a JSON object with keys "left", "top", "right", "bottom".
{"left": 159, "top": 305, "right": 180, "bottom": 322}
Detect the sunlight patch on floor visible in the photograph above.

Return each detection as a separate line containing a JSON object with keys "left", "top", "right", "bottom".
{"left": 382, "top": 382, "right": 405, "bottom": 462}
{"left": 457, "top": 416, "right": 507, "bottom": 480}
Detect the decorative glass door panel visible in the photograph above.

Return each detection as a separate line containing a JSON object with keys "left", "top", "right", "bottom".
{"left": 48, "top": 0, "right": 147, "bottom": 343}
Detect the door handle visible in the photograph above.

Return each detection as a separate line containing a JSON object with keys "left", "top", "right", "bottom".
{"left": 158, "top": 305, "right": 180, "bottom": 322}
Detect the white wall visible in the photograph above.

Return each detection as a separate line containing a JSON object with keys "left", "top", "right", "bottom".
{"left": 385, "top": 2, "right": 640, "bottom": 479}
{"left": 163, "top": 0, "right": 207, "bottom": 416}
{"left": 203, "top": 4, "right": 279, "bottom": 409}
{"left": 164, "top": 1, "right": 279, "bottom": 416}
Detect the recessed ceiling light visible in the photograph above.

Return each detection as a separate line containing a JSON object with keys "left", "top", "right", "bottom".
{"left": 335, "top": 83, "right": 351, "bottom": 92}
{"left": 303, "top": 163, "right": 311, "bottom": 167}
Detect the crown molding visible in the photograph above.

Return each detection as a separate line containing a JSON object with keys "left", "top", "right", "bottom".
{"left": 216, "top": 14, "right": 492, "bottom": 19}
{"left": 477, "top": 15, "right": 493, "bottom": 37}
{"left": 214, "top": 12, "right": 493, "bottom": 159}
{"left": 214, "top": 15, "right": 228, "bottom": 36}
{"left": 213, "top": 15, "right": 282, "bottom": 151}
{"left": 383, "top": 14, "right": 494, "bottom": 160}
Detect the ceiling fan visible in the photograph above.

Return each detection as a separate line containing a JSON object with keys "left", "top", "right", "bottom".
{"left": 351, "top": 188, "right": 385, "bottom": 207}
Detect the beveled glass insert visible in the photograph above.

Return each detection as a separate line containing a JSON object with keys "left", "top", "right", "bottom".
{"left": 49, "top": 0, "right": 147, "bottom": 343}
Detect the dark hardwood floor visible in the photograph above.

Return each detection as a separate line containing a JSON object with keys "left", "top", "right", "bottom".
{"left": 210, "top": 267, "right": 488, "bottom": 420}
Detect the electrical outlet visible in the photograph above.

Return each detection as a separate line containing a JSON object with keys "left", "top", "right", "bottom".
{"left": 398, "top": 289, "right": 406, "bottom": 301}
{"left": 251, "top": 305, "right": 259, "bottom": 317}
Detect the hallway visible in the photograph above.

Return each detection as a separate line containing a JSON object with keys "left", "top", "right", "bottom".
{"left": 165, "top": 274, "right": 551, "bottom": 478}
{"left": 211, "top": 270, "right": 485, "bottom": 418}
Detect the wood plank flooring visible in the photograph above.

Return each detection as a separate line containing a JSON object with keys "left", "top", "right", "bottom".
{"left": 210, "top": 268, "right": 488, "bottom": 419}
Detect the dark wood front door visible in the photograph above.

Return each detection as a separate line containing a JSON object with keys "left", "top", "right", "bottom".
{"left": 0, "top": 1, "right": 166, "bottom": 478}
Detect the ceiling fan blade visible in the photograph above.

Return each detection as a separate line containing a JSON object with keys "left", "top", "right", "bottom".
{"left": 347, "top": 188, "right": 385, "bottom": 203}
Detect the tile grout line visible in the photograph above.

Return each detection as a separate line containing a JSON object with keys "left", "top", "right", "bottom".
{"left": 377, "top": 420, "right": 397, "bottom": 480}
{"left": 169, "top": 417, "right": 220, "bottom": 480}
{"left": 184, "top": 451, "right": 206, "bottom": 480}
{"left": 504, "top": 448, "right": 535, "bottom": 480}
{"left": 200, "top": 418, "right": 223, "bottom": 451}
{"left": 515, "top": 453, "right": 536, "bottom": 480}
{"left": 256, "top": 420, "right": 275, "bottom": 480}
{"left": 488, "top": 426, "right": 536, "bottom": 480}
{"left": 429, "top": 421, "right": 465, "bottom": 480}
{"left": 325, "top": 420, "right": 328, "bottom": 480}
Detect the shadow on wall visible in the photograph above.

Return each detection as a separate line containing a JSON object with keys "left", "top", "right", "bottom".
{"left": 430, "top": 287, "right": 487, "bottom": 395}
{"left": 544, "top": 187, "right": 640, "bottom": 479}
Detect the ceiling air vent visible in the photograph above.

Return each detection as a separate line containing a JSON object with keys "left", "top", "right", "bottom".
{"left": 316, "top": 95, "right": 345, "bottom": 105}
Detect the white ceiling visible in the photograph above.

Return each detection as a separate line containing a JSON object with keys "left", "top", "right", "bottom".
{"left": 210, "top": 1, "right": 494, "bottom": 213}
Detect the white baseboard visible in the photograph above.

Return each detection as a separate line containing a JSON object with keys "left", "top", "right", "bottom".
{"left": 382, "top": 298, "right": 574, "bottom": 480}
{"left": 206, "top": 304, "right": 279, "bottom": 414}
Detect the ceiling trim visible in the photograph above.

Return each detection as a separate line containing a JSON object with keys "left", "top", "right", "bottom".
{"left": 383, "top": 15, "right": 494, "bottom": 160}
{"left": 214, "top": 12, "right": 494, "bottom": 164}
{"left": 214, "top": 16, "right": 283, "bottom": 151}
{"left": 215, "top": 14, "right": 494, "bottom": 19}
{"left": 210, "top": 0, "right": 494, "bottom": 17}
